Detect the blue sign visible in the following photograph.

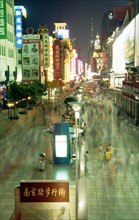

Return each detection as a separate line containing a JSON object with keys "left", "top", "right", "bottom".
{"left": 15, "top": 8, "right": 22, "bottom": 48}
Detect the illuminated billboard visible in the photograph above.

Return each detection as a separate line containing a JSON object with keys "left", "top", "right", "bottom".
{"left": 55, "top": 135, "right": 68, "bottom": 157}
{"left": 113, "top": 14, "right": 139, "bottom": 73}
{"left": 113, "top": 33, "right": 125, "bottom": 73}
{"left": 14, "top": 6, "right": 27, "bottom": 18}
{"left": 57, "top": 29, "right": 69, "bottom": 39}
{"left": 124, "top": 18, "right": 135, "bottom": 65}
{"left": 22, "top": 43, "right": 39, "bottom": 80}
{"left": 135, "top": 14, "right": 139, "bottom": 67}
{"left": 53, "top": 40, "right": 62, "bottom": 80}
{"left": 15, "top": 8, "right": 22, "bottom": 48}
{"left": 70, "top": 49, "right": 78, "bottom": 75}
{"left": 22, "top": 36, "right": 40, "bottom": 81}
{"left": 53, "top": 123, "right": 70, "bottom": 164}
{"left": 0, "top": 0, "right": 7, "bottom": 39}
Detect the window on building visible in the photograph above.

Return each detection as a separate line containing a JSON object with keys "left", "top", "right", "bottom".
{"left": 18, "top": 49, "right": 22, "bottom": 53}
{"left": 18, "top": 60, "right": 22, "bottom": 64}
{"left": 7, "top": 0, "right": 13, "bottom": 7}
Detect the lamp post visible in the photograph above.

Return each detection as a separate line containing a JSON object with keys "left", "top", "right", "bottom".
{"left": 7, "top": 102, "right": 14, "bottom": 120}
{"left": 72, "top": 104, "right": 81, "bottom": 220}
{"left": 7, "top": 102, "right": 19, "bottom": 120}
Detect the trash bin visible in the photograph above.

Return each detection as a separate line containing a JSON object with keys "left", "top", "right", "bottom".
{"left": 38, "top": 153, "right": 46, "bottom": 171}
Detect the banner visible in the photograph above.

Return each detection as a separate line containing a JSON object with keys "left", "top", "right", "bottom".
{"left": 0, "top": 0, "right": 7, "bottom": 39}
{"left": 22, "top": 40, "right": 39, "bottom": 81}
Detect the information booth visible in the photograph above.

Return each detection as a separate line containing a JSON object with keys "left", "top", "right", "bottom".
{"left": 53, "top": 122, "right": 70, "bottom": 164}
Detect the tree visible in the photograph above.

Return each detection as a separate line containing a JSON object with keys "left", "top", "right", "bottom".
{"left": 7, "top": 81, "right": 46, "bottom": 107}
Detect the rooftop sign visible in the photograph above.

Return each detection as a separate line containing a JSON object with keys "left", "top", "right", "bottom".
{"left": 14, "top": 6, "right": 27, "bottom": 18}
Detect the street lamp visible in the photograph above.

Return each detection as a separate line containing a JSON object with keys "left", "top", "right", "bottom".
{"left": 72, "top": 104, "right": 81, "bottom": 220}
{"left": 7, "top": 102, "right": 19, "bottom": 120}
{"left": 7, "top": 102, "right": 14, "bottom": 120}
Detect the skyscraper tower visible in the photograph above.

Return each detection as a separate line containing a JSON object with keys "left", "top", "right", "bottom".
{"left": 90, "top": 17, "right": 94, "bottom": 47}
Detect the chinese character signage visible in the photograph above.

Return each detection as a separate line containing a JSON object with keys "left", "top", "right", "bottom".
{"left": 20, "top": 181, "right": 69, "bottom": 202}
{"left": 15, "top": 8, "right": 22, "bottom": 48}
{"left": 43, "top": 33, "right": 49, "bottom": 68}
{"left": 0, "top": 0, "right": 7, "bottom": 39}
{"left": 122, "top": 81, "right": 139, "bottom": 101}
{"left": 14, "top": 6, "right": 27, "bottom": 18}
{"left": 53, "top": 40, "right": 62, "bottom": 80}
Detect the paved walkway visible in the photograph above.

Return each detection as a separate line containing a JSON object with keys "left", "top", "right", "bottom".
{"left": 0, "top": 107, "right": 88, "bottom": 220}
{"left": 0, "top": 103, "right": 139, "bottom": 220}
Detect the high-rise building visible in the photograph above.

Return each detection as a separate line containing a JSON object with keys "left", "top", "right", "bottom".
{"left": 0, "top": 0, "right": 16, "bottom": 83}
{"left": 101, "top": 0, "right": 137, "bottom": 42}
{"left": 101, "top": 11, "right": 115, "bottom": 41}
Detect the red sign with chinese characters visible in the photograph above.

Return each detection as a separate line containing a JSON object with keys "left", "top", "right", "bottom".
{"left": 53, "top": 40, "right": 62, "bottom": 80}
{"left": 122, "top": 81, "right": 139, "bottom": 101}
{"left": 20, "top": 181, "right": 69, "bottom": 202}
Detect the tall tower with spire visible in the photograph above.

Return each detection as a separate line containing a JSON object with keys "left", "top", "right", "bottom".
{"left": 90, "top": 17, "right": 94, "bottom": 47}
{"left": 88, "top": 17, "right": 94, "bottom": 65}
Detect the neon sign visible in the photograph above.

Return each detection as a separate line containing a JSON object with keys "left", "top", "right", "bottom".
{"left": 0, "top": 0, "right": 7, "bottom": 39}
{"left": 15, "top": 8, "right": 22, "bottom": 48}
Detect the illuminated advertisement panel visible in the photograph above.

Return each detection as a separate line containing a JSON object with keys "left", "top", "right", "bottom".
{"left": 113, "top": 15, "right": 139, "bottom": 72}
{"left": 14, "top": 6, "right": 27, "bottom": 18}
{"left": 135, "top": 14, "right": 139, "bottom": 67}
{"left": 22, "top": 38, "right": 39, "bottom": 81}
{"left": 43, "top": 33, "right": 49, "bottom": 69}
{"left": 70, "top": 49, "right": 77, "bottom": 74}
{"left": 53, "top": 40, "right": 62, "bottom": 80}
{"left": 53, "top": 122, "right": 70, "bottom": 164}
{"left": 124, "top": 18, "right": 135, "bottom": 65}
{"left": 55, "top": 135, "right": 67, "bottom": 157}
{"left": 0, "top": 0, "right": 7, "bottom": 39}
{"left": 113, "top": 34, "right": 125, "bottom": 73}
{"left": 122, "top": 81, "right": 139, "bottom": 101}
{"left": 15, "top": 8, "right": 22, "bottom": 48}
{"left": 47, "top": 36, "right": 54, "bottom": 82}
{"left": 57, "top": 29, "right": 69, "bottom": 39}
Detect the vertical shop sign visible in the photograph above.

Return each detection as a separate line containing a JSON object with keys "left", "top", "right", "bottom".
{"left": 22, "top": 35, "right": 40, "bottom": 81}
{"left": 53, "top": 40, "right": 62, "bottom": 79}
{"left": 0, "top": 0, "right": 7, "bottom": 39}
{"left": 15, "top": 8, "right": 22, "bottom": 48}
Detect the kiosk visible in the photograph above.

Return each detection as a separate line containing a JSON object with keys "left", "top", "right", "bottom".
{"left": 53, "top": 122, "right": 70, "bottom": 164}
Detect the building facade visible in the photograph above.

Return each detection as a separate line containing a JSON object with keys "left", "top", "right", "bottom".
{"left": 0, "top": 0, "right": 16, "bottom": 83}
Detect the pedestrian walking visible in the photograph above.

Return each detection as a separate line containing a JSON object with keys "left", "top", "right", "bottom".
{"left": 129, "top": 153, "right": 135, "bottom": 174}
{"left": 100, "top": 146, "right": 111, "bottom": 168}
{"left": 84, "top": 151, "right": 89, "bottom": 173}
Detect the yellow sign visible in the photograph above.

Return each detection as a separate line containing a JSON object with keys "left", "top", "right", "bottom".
{"left": 20, "top": 181, "right": 69, "bottom": 202}
{"left": 47, "top": 81, "right": 59, "bottom": 88}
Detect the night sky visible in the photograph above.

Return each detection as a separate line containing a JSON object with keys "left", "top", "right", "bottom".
{"left": 14, "top": 0, "right": 129, "bottom": 63}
